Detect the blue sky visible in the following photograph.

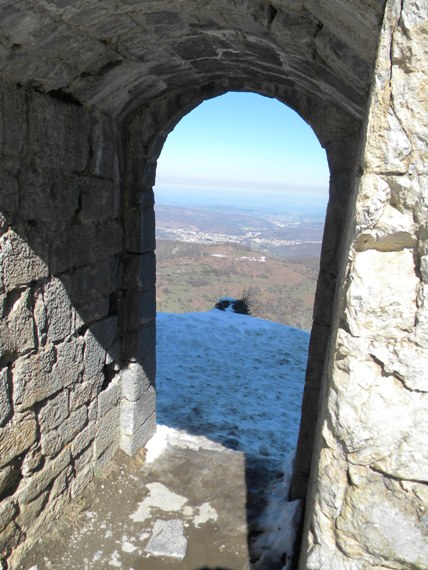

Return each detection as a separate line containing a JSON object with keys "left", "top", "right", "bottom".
{"left": 155, "top": 92, "right": 329, "bottom": 196}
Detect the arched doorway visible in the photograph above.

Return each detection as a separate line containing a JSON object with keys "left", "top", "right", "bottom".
{"left": 121, "top": 81, "right": 362, "bottom": 563}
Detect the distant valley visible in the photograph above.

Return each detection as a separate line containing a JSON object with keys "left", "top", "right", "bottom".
{"left": 155, "top": 204, "right": 324, "bottom": 330}
{"left": 156, "top": 204, "right": 324, "bottom": 258}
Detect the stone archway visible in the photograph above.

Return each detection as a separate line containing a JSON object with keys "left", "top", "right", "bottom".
{"left": 121, "top": 77, "right": 362, "bottom": 496}
{"left": 1, "top": 1, "right": 427, "bottom": 568}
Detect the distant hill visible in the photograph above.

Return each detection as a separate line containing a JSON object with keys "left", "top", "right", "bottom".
{"left": 156, "top": 240, "right": 319, "bottom": 330}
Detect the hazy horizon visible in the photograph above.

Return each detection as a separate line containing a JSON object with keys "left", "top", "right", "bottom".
{"left": 154, "top": 182, "right": 328, "bottom": 221}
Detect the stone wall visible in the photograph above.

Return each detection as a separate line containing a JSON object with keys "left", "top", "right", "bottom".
{"left": 299, "top": 0, "right": 428, "bottom": 567}
{"left": 0, "top": 85, "right": 140, "bottom": 566}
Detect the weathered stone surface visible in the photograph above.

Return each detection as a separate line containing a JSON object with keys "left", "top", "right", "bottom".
{"left": 121, "top": 411, "right": 156, "bottom": 456}
{"left": 21, "top": 446, "right": 43, "bottom": 478}
{"left": 13, "top": 339, "right": 83, "bottom": 410}
{"left": 41, "top": 406, "right": 87, "bottom": 458}
{"left": 16, "top": 490, "right": 49, "bottom": 532}
{"left": 77, "top": 177, "right": 119, "bottom": 222}
{"left": 98, "top": 378, "right": 120, "bottom": 417}
{"left": 0, "top": 229, "right": 48, "bottom": 293}
{"left": 71, "top": 421, "right": 95, "bottom": 458}
{"left": 0, "top": 174, "right": 19, "bottom": 217}
{"left": 39, "top": 390, "right": 69, "bottom": 432}
{"left": 94, "top": 405, "right": 120, "bottom": 459}
{"left": 70, "top": 463, "right": 94, "bottom": 499}
{"left": 0, "top": 288, "right": 35, "bottom": 359}
{"left": 344, "top": 249, "right": 419, "bottom": 336}
{"left": 18, "top": 447, "right": 71, "bottom": 505}
{"left": 123, "top": 288, "right": 156, "bottom": 330}
{"left": 0, "top": 85, "right": 26, "bottom": 158}
{"left": 49, "top": 221, "right": 122, "bottom": 275}
{"left": 61, "top": 259, "right": 113, "bottom": 306}
{"left": 121, "top": 386, "right": 155, "bottom": 437}
{"left": 0, "top": 417, "right": 37, "bottom": 468}
{"left": 0, "top": 464, "right": 20, "bottom": 498}
{"left": 124, "top": 252, "right": 156, "bottom": 291}
{"left": 300, "top": 2, "right": 428, "bottom": 568}
{"left": 0, "top": 368, "right": 11, "bottom": 426}
{"left": 121, "top": 362, "right": 152, "bottom": 402}
{"left": 88, "top": 113, "right": 118, "bottom": 179}
{"left": 83, "top": 327, "right": 106, "bottom": 382}
{"left": 336, "top": 469, "right": 428, "bottom": 567}
{"left": 0, "top": 499, "right": 16, "bottom": 533}
{"left": 28, "top": 92, "right": 90, "bottom": 173}
{"left": 43, "top": 278, "right": 79, "bottom": 343}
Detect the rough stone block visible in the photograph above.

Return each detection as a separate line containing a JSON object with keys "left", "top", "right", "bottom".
{"left": 28, "top": 91, "right": 90, "bottom": 173}
{"left": 94, "top": 405, "right": 120, "bottom": 459}
{"left": 89, "top": 113, "right": 117, "bottom": 179}
{"left": 0, "top": 288, "right": 36, "bottom": 360}
{"left": 336, "top": 470, "right": 428, "bottom": 567}
{"left": 83, "top": 327, "right": 106, "bottom": 381}
{"left": 124, "top": 252, "right": 156, "bottom": 291}
{"left": 50, "top": 220, "right": 122, "bottom": 274}
{"left": 61, "top": 259, "right": 113, "bottom": 306}
{"left": 345, "top": 249, "right": 419, "bottom": 337}
{"left": 0, "top": 85, "right": 26, "bottom": 158}
{"left": 18, "top": 447, "right": 71, "bottom": 505}
{"left": 21, "top": 445, "right": 43, "bottom": 477}
{"left": 123, "top": 288, "right": 156, "bottom": 330}
{"left": 38, "top": 390, "right": 69, "bottom": 432}
{"left": 124, "top": 206, "right": 155, "bottom": 254}
{"left": 98, "top": 378, "right": 120, "bottom": 417}
{"left": 77, "top": 177, "right": 119, "bottom": 222}
{"left": 52, "top": 336, "right": 85, "bottom": 389}
{"left": 72, "top": 422, "right": 95, "bottom": 459}
{"left": 73, "top": 443, "right": 94, "bottom": 473}
{"left": 12, "top": 344, "right": 55, "bottom": 408}
{"left": 121, "top": 361, "right": 151, "bottom": 402}
{"left": 0, "top": 464, "right": 20, "bottom": 498}
{"left": 0, "top": 520, "right": 21, "bottom": 555}
{"left": 41, "top": 405, "right": 87, "bottom": 458}
{"left": 0, "top": 417, "right": 37, "bottom": 469}
{"left": 88, "top": 398, "right": 98, "bottom": 422}
{"left": 89, "top": 316, "right": 118, "bottom": 350}
{"left": 50, "top": 465, "right": 72, "bottom": 501}
{"left": 121, "top": 386, "right": 155, "bottom": 436}
{"left": 0, "top": 499, "right": 16, "bottom": 533}
{"left": 0, "top": 173, "right": 19, "bottom": 216}
{"left": 19, "top": 170, "right": 55, "bottom": 223}
{"left": 0, "top": 229, "right": 48, "bottom": 293}
{"left": 0, "top": 368, "right": 11, "bottom": 426}
{"left": 122, "top": 320, "right": 156, "bottom": 369}
{"left": 43, "top": 277, "right": 78, "bottom": 343}
{"left": 75, "top": 296, "right": 110, "bottom": 325}
{"left": 121, "top": 411, "right": 156, "bottom": 456}
{"left": 70, "top": 464, "right": 94, "bottom": 499}
{"left": 16, "top": 489, "right": 49, "bottom": 532}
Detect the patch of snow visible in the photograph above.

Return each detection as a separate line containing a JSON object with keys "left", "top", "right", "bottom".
{"left": 194, "top": 502, "right": 218, "bottom": 527}
{"left": 108, "top": 550, "right": 121, "bottom": 567}
{"left": 155, "top": 309, "right": 310, "bottom": 564}
{"left": 122, "top": 539, "right": 137, "bottom": 553}
{"left": 92, "top": 551, "right": 103, "bottom": 562}
{"left": 130, "top": 482, "right": 188, "bottom": 523}
{"left": 144, "top": 519, "right": 187, "bottom": 559}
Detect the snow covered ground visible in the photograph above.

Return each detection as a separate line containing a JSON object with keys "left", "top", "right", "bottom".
{"left": 154, "top": 307, "right": 310, "bottom": 567}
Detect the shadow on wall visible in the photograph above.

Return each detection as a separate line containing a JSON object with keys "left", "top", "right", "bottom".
{"left": 0, "top": 86, "right": 158, "bottom": 565}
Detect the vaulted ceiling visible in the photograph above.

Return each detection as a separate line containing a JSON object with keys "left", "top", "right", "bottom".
{"left": 0, "top": 0, "right": 386, "bottom": 117}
